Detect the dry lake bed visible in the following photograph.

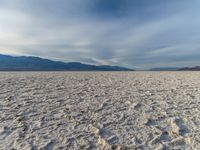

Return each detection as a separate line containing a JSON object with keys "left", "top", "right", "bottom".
{"left": 0, "top": 72, "right": 200, "bottom": 150}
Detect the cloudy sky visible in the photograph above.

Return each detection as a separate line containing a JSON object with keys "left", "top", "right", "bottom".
{"left": 0, "top": 0, "right": 200, "bottom": 69}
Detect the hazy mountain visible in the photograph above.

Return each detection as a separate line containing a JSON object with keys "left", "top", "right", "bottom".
{"left": 150, "top": 67, "right": 179, "bottom": 71}
{"left": 178, "top": 66, "right": 200, "bottom": 71}
{"left": 0, "top": 54, "right": 134, "bottom": 71}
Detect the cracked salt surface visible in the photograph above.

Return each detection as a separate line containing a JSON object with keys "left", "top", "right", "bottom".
{"left": 0, "top": 72, "right": 200, "bottom": 149}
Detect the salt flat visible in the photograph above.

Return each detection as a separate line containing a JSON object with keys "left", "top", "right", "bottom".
{"left": 0, "top": 72, "right": 200, "bottom": 149}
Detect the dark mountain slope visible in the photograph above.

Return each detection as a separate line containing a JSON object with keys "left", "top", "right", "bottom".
{"left": 0, "top": 54, "right": 134, "bottom": 71}
{"left": 178, "top": 66, "right": 200, "bottom": 71}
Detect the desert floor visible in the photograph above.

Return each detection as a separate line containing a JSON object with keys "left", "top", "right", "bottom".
{"left": 0, "top": 72, "right": 200, "bottom": 149}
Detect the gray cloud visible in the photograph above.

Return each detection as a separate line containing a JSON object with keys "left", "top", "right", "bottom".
{"left": 0, "top": 0, "right": 200, "bottom": 69}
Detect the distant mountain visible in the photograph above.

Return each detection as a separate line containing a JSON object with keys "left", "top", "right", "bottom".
{"left": 150, "top": 67, "right": 179, "bottom": 71}
{"left": 0, "top": 54, "right": 134, "bottom": 71}
{"left": 178, "top": 66, "right": 200, "bottom": 71}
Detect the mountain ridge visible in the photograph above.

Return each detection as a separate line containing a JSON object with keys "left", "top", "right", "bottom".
{"left": 149, "top": 67, "right": 179, "bottom": 71}
{"left": 178, "top": 66, "right": 200, "bottom": 71}
{"left": 0, "top": 54, "right": 134, "bottom": 71}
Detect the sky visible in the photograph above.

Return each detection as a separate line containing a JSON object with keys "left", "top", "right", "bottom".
{"left": 0, "top": 0, "right": 200, "bottom": 69}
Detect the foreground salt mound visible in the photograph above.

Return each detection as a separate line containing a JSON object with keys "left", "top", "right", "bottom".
{"left": 0, "top": 72, "right": 200, "bottom": 149}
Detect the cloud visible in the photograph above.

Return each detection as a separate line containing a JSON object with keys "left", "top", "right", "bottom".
{"left": 0, "top": 0, "right": 200, "bottom": 69}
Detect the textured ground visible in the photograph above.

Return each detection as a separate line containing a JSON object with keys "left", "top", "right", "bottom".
{"left": 0, "top": 72, "right": 200, "bottom": 150}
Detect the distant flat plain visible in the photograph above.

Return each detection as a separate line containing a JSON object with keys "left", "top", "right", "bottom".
{"left": 0, "top": 72, "right": 200, "bottom": 149}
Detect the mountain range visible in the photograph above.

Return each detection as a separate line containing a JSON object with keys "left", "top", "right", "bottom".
{"left": 149, "top": 67, "right": 200, "bottom": 71}
{"left": 0, "top": 54, "right": 133, "bottom": 71}
{"left": 1, "top": 54, "right": 200, "bottom": 71}
{"left": 178, "top": 66, "right": 200, "bottom": 71}
{"left": 150, "top": 67, "right": 179, "bottom": 71}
